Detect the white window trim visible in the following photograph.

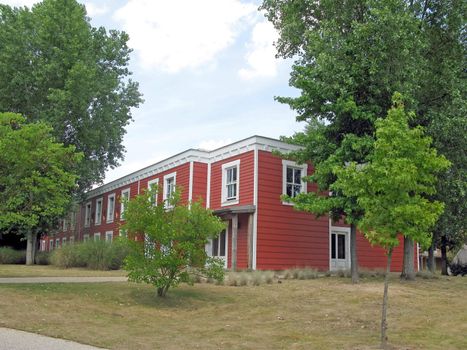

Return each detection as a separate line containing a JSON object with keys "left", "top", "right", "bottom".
{"left": 329, "top": 226, "right": 351, "bottom": 271}
{"left": 63, "top": 219, "right": 68, "bottom": 232}
{"left": 84, "top": 201, "right": 92, "bottom": 227}
{"left": 106, "top": 193, "right": 116, "bottom": 223}
{"left": 69, "top": 236, "right": 74, "bottom": 244}
{"left": 83, "top": 234, "right": 90, "bottom": 242}
{"left": 95, "top": 197, "right": 103, "bottom": 225}
{"left": 49, "top": 240, "right": 54, "bottom": 250}
{"left": 120, "top": 188, "right": 130, "bottom": 221}
{"left": 282, "top": 159, "right": 308, "bottom": 205}
{"left": 148, "top": 178, "right": 159, "bottom": 205}
{"left": 94, "top": 232, "right": 101, "bottom": 241}
{"left": 105, "top": 231, "right": 113, "bottom": 242}
{"left": 221, "top": 159, "right": 240, "bottom": 206}
{"left": 62, "top": 237, "right": 67, "bottom": 245}
{"left": 55, "top": 238, "right": 60, "bottom": 248}
{"left": 119, "top": 229, "right": 127, "bottom": 238}
{"left": 163, "top": 172, "right": 177, "bottom": 205}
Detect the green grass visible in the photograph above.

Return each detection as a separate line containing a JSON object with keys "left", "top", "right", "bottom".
{"left": 0, "top": 274, "right": 466, "bottom": 349}
{"left": 0, "top": 264, "right": 127, "bottom": 277}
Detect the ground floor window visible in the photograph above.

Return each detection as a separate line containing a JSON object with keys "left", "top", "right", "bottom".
{"left": 105, "top": 231, "right": 113, "bottom": 242}
{"left": 212, "top": 230, "right": 226, "bottom": 257}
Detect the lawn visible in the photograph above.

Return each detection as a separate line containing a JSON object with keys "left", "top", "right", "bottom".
{"left": 0, "top": 264, "right": 127, "bottom": 277}
{"left": 0, "top": 274, "right": 465, "bottom": 350}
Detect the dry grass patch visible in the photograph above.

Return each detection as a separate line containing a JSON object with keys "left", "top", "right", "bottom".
{"left": 0, "top": 275, "right": 466, "bottom": 349}
{"left": 0, "top": 264, "right": 127, "bottom": 277}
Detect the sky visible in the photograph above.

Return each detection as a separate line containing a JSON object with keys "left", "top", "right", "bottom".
{"left": 3, "top": 0, "right": 304, "bottom": 184}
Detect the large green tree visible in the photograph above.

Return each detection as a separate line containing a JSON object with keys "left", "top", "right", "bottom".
{"left": 262, "top": 0, "right": 465, "bottom": 278}
{"left": 0, "top": 113, "right": 82, "bottom": 264}
{"left": 262, "top": 0, "right": 424, "bottom": 282}
{"left": 334, "top": 96, "right": 450, "bottom": 348}
{"left": 0, "top": 0, "right": 142, "bottom": 192}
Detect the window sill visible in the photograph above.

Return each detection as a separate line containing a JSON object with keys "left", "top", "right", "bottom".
{"left": 106, "top": 219, "right": 114, "bottom": 224}
{"left": 221, "top": 199, "right": 239, "bottom": 207}
{"left": 281, "top": 201, "right": 295, "bottom": 206}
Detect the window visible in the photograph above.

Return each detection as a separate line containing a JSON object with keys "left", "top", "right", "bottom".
{"left": 83, "top": 234, "right": 89, "bottom": 242}
{"left": 62, "top": 237, "right": 67, "bottom": 245}
{"left": 147, "top": 179, "right": 159, "bottom": 205}
{"left": 163, "top": 172, "right": 176, "bottom": 206}
{"left": 95, "top": 198, "right": 103, "bottom": 225}
{"left": 212, "top": 230, "right": 226, "bottom": 257}
{"left": 49, "top": 240, "right": 54, "bottom": 250}
{"left": 105, "top": 231, "right": 113, "bottom": 242}
{"left": 106, "top": 193, "right": 116, "bottom": 223}
{"left": 63, "top": 219, "right": 68, "bottom": 232}
{"left": 69, "top": 236, "right": 74, "bottom": 245}
{"left": 70, "top": 211, "right": 76, "bottom": 230}
{"left": 120, "top": 188, "right": 130, "bottom": 220}
{"left": 119, "top": 229, "right": 127, "bottom": 238}
{"left": 94, "top": 232, "right": 101, "bottom": 241}
{"left": 221, "top": 160, "right": 240, "bottom": 205}
{"left": 40, "top": 240, "right": 46, "bottom": 251}
{"left": 84, "top": 202, "right": 92, "bottom": 227}
{"left": 282, "top": 160, "right": 307, "bottom": 203}
{"left": 55, "top": 238, "right": 60, "bottom": 248}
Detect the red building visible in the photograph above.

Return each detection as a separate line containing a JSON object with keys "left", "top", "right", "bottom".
{"left": 41, "top": 136, "right": 417, "bottom": 272}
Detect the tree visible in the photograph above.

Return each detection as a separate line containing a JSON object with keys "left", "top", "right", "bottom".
{"left": 0, "top": 0, "right": 142, "bottom": 193}
{"left": 334, "top": 95, "right": 450, "bottom": 348}
{"left": 0, "top": 113, "right": 82, "bottom": 264}
{"left": 262, "top": 0, "right": 424, "bottom": 283}
{"left": 122, "top": 188, "right": 226, "bottom": 297}
{"left": 261, "top": 0, "right": 465, "bottom": 280}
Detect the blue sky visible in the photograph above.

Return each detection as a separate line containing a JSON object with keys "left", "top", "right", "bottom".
{"left": 4, "top": 0, "right": 304, "bottom": 183}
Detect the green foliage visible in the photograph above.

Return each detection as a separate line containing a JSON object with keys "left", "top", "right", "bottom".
{"left": 0, "top": 113, "right": 81, "bottom": 232}
{"left": 0, "top": 0, "right": 142, "bottom": 192}
{"left": 122, "top": 187, "right": 226, "bottom": 297}
{"left": 334, "top": 95, "right": 450, "bottom": 250}
{"left": 0, "top": 247, "right": 26, "bottom": 264}
{"left": 49, "top": 239, "right": 129, "bottom": 270}
{"left": 34, "top": 251, "right": 50, "bottom": 265}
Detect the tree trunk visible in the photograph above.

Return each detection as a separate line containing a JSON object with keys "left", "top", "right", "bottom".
{"left": 427, "top": 242, "right": 435, "bottom": 273}
{"left": 400, "top": 236, "right": 415, "bottom": 280}
{"left": 26, "top": 230, "right": 35, "bottom": 265}
{"left": 380, "top": 248, "right": 393, "bottom": 349}
{"left": 350, "top": 223, "right": 359, "bottom": 284}
{"left": 440, "top": 236, "right": 448, "bottom": 276}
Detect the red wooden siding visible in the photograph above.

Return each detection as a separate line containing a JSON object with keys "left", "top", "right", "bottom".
{"left": 256, "top": 151, "right": 330, "bottom": 270}
{"left": 192, "top": 162, "right": 207, "bottom": 205}
{"left": 209, "top": 152, "right": 254, "bottom": 210}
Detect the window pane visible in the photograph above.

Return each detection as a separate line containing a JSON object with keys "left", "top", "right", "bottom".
{"left": 231, "top": 167, "right": 237, "bottom": 181}
{"left": 287, "top": 167, "right": 293, "bottom": 183}
{"left": 331, "top": 234, "right": 336, "bottom": 259}
{"left": 212, "top": 237, "right": 219, "bottom": 256}
{"left": 294, "top": 185, "right": 301, "bottom": 197}
{"left": 286, "top": 184, "right": 293, "bottom": 197}
{"left": 294, "top": 168, "right": 302, "bottom": 184}
{"left": 338, "top": 234, "right": 346, "bottom": 259}
{"left": 219, "top": 231, "right": 226, "bottom": 256}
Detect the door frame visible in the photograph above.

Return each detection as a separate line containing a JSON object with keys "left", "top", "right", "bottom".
{"left": 329, "top": 226, "right": 351, "bottom": 271}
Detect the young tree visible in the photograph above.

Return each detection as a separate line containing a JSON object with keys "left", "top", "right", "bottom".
{"left": 0, "top": 113, "right": 82, "bottom": 264}
{"left": 334, "top": 95, "right": 450, "bottom": 348}
{"left": 122, "top": 188, "right": 226, "bottom": 297}
{"left": 0, "top": 0, "right": 142, "bottom": 193}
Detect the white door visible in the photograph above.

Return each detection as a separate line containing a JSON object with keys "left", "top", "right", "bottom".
{"left": 330, "top": 229, "right": 350, "bottom": 270}
{"left": 207, "top": 228, "right": 228, "bottom": 268}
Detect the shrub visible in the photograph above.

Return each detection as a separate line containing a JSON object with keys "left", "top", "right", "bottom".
{"left": 35, "top": 251, "right": 50, "bottom": 265}
{"left": 49, "top": 239, "right": 129, "bottom": 270}
{"left": 449, "top": 263, "right": 467, "bottom": 276}
{"left": 283, "top": 267, "right": 318, "bottom": 280}
{"left": 0, "top": 247, "right": 26, "bottom": 264}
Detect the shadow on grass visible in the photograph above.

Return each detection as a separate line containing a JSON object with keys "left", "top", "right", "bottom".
{"left": 127, "top": 282, "right": 235, "bottom": 309}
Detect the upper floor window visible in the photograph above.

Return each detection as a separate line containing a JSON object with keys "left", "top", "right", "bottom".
{"left": 62, "top": 219, "right": 68, "bottom": 232}
{"left": 70, "top": 210, "right": 76, "bottom": 230}
{"left": 106, "top": 193, "right": 116, "bottom": 223}
{"left": 84, "top": 202, "right": 92, "bottom": 227}
{"left": 163, "top": 172, "right": 176, "bottom": 206}
{"left": 148, "top": 178, "right": 159, "bottom": 205}
{"left": 221, "top": 160, "right": 240, "bottom": 205}
{"left": 282, "top": 160, "right": 307, "bottom": 203}
{"left": 120, "top": 188, "right": 130, "bottom": 220}
{"left": 95, "top": 198, "right": 103, "bottom": 225}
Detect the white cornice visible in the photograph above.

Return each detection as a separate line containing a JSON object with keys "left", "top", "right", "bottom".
{"left": 86, "top": 135, "right": 303, "bottom": 199}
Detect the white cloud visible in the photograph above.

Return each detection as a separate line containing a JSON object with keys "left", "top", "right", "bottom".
{"left": 0, "top": 0, "right": 38, "bottom": 7}
{"left": 198, "top": 138, "right": 233, "bottom": 151}
{"left": 85, "top": 1, "right": 109, "bottom": 17}
{"left": 113, "top": 0, "right": 257, "bottom": 73}
{"left": 239, "top": 20, "right": 279, "bottom": 80}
